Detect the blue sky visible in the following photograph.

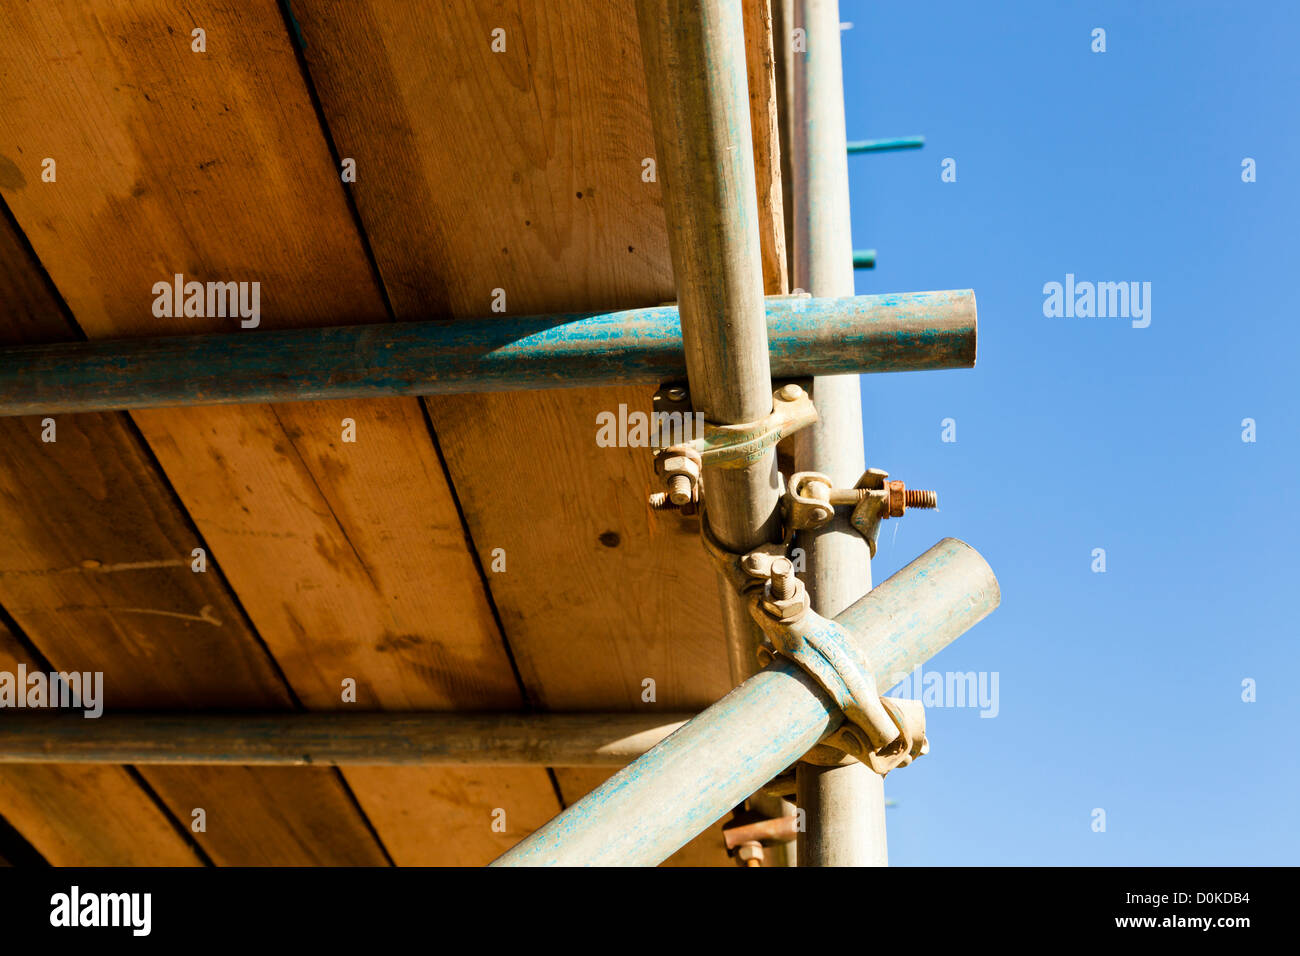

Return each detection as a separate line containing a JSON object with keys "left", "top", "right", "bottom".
{"left": 841, "top": 1, "right": 1298, "bottom": 864}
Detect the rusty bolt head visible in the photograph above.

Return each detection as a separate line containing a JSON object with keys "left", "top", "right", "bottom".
{"left": 736, "top": 843, "right": 764, "bottom": 864}
{"left": 777, "top": 383, "right": 805, "bottom": 402}
{"left": 664, "top": 386, "right": 688, "bottom": 403}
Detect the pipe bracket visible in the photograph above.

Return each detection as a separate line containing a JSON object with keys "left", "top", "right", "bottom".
{"left": 698, "top": 500, "right": 789, "bottom": 596}
{"left": 784, "top": 468, "right": 937, "bottom": 558}
{"left": 649, "top": 384, "right": 816, "bottom": 513}
{"left": 693, "top": 383, "right": 818, "bottom": 469}
{"left": 747, "top": 602, "right": 928, "bottom": 776}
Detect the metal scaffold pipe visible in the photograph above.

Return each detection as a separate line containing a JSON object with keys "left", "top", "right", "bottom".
{"left": 635, "top": 0, "right": 783, "bottom": 680}
{"left": 790, "top": 0, "right": 888, "bottom": 867}
{"left": 0, "top": 292, "right": 974, "bottom": 417}
{"left": 492, "top": 538, "right": 1000, "bottom": 867}
{"left": 0, "top": 712, "right": 694, "bottom": 767}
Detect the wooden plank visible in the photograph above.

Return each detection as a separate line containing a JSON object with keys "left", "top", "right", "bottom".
{"left": 428, "top": 388, "right": 732, "bottom": 710}
{"left": 0, "top": 619, "right": 201, "bottom": 866}
{"left": 294, "top": 0, "right": 674, "bottom": 319}
{"left": 130, "top": 400, "right": 561, "bottom": 863}
{"left": 0, "top": 205, "right": 200, "bottom": 864}
{"left": 0, "top": 0, "right": 558, "bottom": 865}
{"left": 0, "top": 204, "right": 389, "bottom": 865}
{"left": 743, "top": 0, "right": 790, "bottom": 295}
{"left": 290, "top": 0, "right": 777, "bottom": 863}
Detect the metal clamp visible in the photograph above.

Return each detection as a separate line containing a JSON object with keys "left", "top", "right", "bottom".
{"left": 697, "top": 500, "right": 929, "bottom": 776}
{"left": 687, "top": 383, "right": 817, "bottom": 470}
{"left": 784, "top": 468, "right": 937, "bottom": 557}
{"left": 648, "top": 383, "right": 817, "bottom": 512}
{"left": 698, "top": 500, "right": 788, "bottom": 598}
{"left": 816, "top": 696, "right": 928, "bottom": 774}
{"left": 744, "top": 562, "right": 928, "bottom": 776}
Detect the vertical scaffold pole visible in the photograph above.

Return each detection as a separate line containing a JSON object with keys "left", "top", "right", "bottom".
{"left": 635, "top": 0, "right": 781, "bottom": 682}
{"left": 789, "top": 0, "right": 890, "bottom": 867}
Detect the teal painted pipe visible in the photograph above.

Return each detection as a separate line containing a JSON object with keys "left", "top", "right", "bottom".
{"left": 853, "top": 248, "right": 877, "bottom": 269}
{"left": 0, "top": 291, "right": 975, "bottom": 416}
{"left": 846, "top": 136, "right": 926, "bottom": 154}
{"left": 491, "top": 538, "right": 1000, "bottom": 867}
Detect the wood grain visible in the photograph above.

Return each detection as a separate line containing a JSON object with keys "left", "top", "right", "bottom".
{"left": 0, "top": 618, "right": 200, "bottom": 866}
{"left": 0, "top": 202, "right": 387, "bottom": 865}
{"left": 0, "top": 0, "right": 556, "bottom": 864}
{"left": 291, "top": 0, "right": 775, "bottom": 863}
{"left": 743, "top": 0, "right": 790, "bottom": 295}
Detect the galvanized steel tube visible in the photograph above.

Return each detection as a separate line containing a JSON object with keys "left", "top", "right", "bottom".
{"left": 636, "top": 0, "right": 783, "bottom": 680}
{"left": 789, "top": 0, "right": 888, "bottom": 867}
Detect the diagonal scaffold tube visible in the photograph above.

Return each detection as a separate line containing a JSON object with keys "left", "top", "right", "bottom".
{"left": 492, "top": 538, "right": 999, "bottom": 867}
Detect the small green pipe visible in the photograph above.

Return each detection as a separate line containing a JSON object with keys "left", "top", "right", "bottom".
{"left": 846, "top": 135, "right": 925, "bottom": 154}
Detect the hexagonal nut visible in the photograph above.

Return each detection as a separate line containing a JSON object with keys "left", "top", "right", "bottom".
{"left": 761, "top": 579, "right": 810, "bottom": 623}
{"left": 656, "top": 452, "right": 701, "bottom": 482}
{"left": 736, "top": 843, "right": 764, "bottom": 864}
{"left": 886, "top": 480, "right": 906, "bottom": 517}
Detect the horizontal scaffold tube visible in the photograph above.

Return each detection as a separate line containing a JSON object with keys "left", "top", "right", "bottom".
{"left": 492, "top": 538, "right": 1000, "bottom": 867}
{"left": 0, "top": 712, "right": 692, "bottom": 766}
{"left": 0, "top": 291, "right": 976, "bottom": 416}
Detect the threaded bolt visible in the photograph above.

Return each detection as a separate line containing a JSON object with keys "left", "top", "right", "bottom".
{"left": 667, "top": 474, "right": 694, "bottom": 505}
{"left": 904, "top": 489, "right": 937, "bottom": 509}
{"left": 647, "top": 492, "right": 678, "bottom": 511}
{"left": 769, "top": 557, "right": 796, "bottom": 599}
{"left": 829, "top": 488, "right": 871, "bottom": 505}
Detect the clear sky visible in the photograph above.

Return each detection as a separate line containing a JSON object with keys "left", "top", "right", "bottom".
{"left": 841, "top": 0, "right": 1298, "bottom": 865}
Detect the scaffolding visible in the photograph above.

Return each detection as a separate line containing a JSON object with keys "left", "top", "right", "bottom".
{"left": 0, "top": 0, "right": 998, "bottom": 868}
